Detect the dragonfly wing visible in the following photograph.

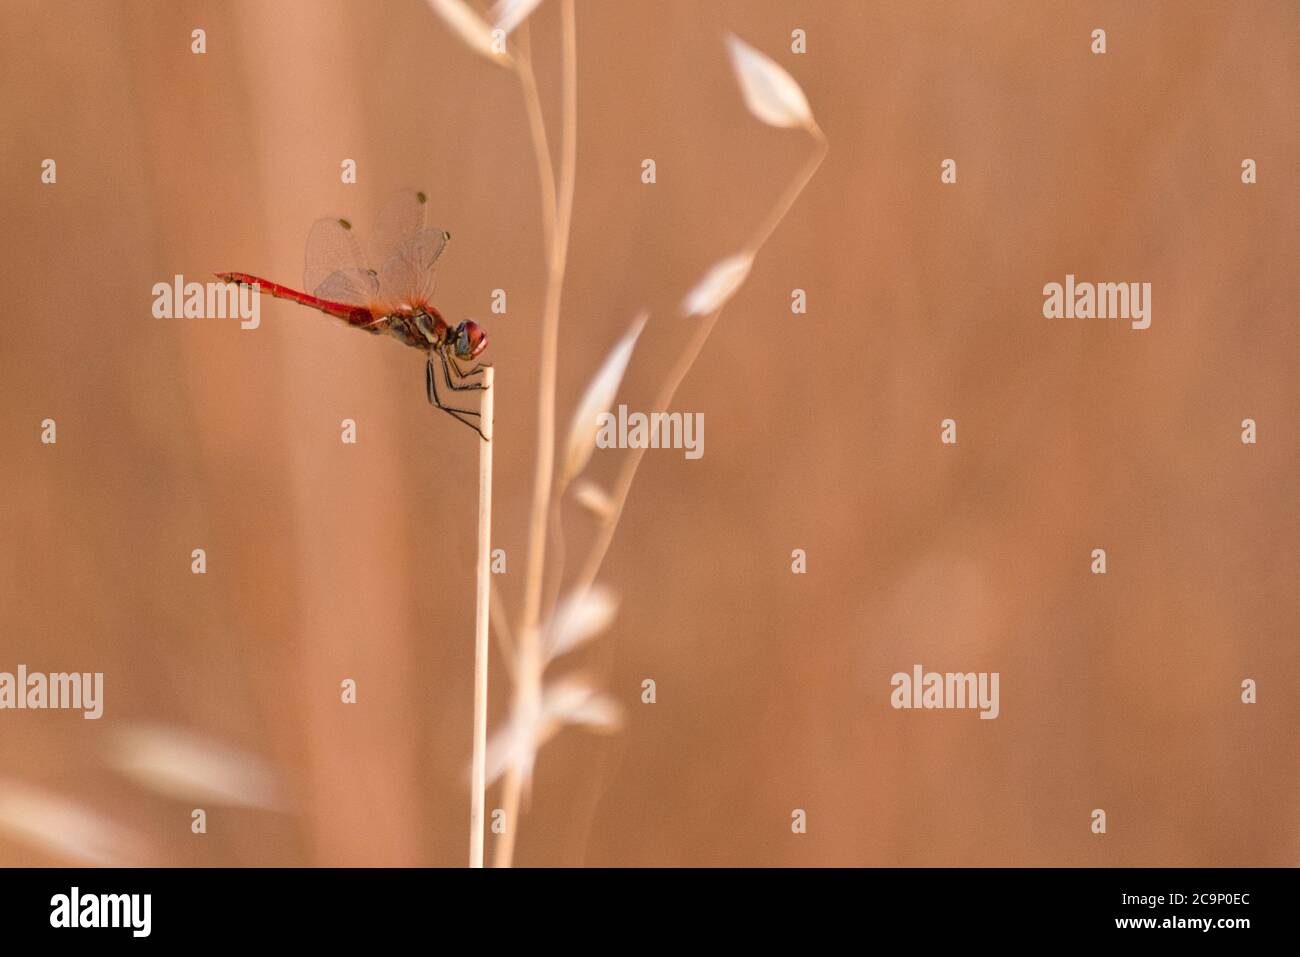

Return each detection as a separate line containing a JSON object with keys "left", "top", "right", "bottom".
{"left": 377, "top": 227, "right": 450, "bottom": 308}
{"left": 368, "top": 190, "right": 429, "bottom": 270}
{"left": 304, "top": 217, "right": 372, "bottom": 305}
{"left": 314, "top": 267, "right": 381, "bottom": 309}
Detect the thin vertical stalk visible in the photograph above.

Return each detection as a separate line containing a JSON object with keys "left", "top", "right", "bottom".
{"left": 496, "top": 0, "right": 578, "bottom": 869}
{"left": 513, "top": 36, "right": 557, "bottom": 265}
{"left": 469, "top": 366, "right": 495, "bottom": 868}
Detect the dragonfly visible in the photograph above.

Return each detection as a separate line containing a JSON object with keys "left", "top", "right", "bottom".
{"left": 218, "top": 190, "right": 490, "bottom": 439}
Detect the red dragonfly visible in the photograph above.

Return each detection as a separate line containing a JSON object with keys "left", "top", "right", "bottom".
{"left": 218, "top": 190, "right": 489, "bottom": 438}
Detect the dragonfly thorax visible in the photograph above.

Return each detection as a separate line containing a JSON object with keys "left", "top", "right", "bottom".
{"left": 412, "top": 308, "right": 448, "bottom": 346}
{"left": 383, "top": 308, "right": 487, "bottom": 362}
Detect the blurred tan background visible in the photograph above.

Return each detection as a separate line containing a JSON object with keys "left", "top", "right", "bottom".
{"left": 0, "top": 0, "right": 1297, "bottom": 866}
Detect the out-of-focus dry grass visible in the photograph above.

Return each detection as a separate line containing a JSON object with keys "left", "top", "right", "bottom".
{"left": 0, "top": 0, "right": 1296, "bottom": 866}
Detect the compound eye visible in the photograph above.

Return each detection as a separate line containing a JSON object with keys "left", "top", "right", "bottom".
{"left": 463, "top": 320, "right": 487, "bottom": 358}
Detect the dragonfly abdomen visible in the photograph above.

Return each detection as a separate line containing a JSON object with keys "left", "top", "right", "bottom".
{"left": 215, "top": 272, "right": 375, "bottom": 328}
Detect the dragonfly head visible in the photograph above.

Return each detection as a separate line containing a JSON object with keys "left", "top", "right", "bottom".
{"left": 452, "top": 320, "right": 489, "bottom": 360}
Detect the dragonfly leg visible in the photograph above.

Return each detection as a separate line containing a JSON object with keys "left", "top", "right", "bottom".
{"left": 441, "top": 349, "right": 486, "bottom": 392}
{"left": 426, "top": 358, "right": 487, "bottom": 440}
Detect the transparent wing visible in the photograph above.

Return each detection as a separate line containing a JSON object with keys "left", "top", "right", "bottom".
{"left": 368, "top": 190, "right": 430, "bottom": 270}
{"left": 377, "top": 228, "right": 450, "bottom": 308}
{"left": 304, "top": 217, "right": 376, "bottom": 306}
{"left": 315, "top": 268, "right": 381, "bottom": 307}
